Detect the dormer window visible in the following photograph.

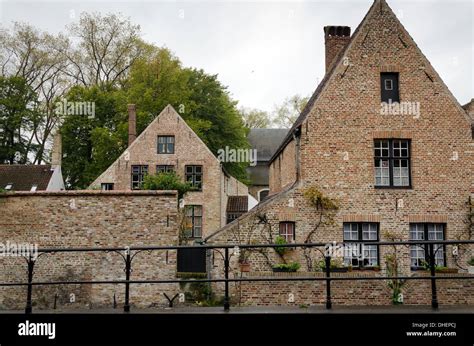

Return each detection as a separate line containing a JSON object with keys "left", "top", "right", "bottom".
{"left": 30, "top": 185, "right": 37, "bottom": 192}
{"left": 5, "top": 183, "right": 12, "bottom": 190}
{"left": 381, "top": 73, "right": 399, "bottom": 103}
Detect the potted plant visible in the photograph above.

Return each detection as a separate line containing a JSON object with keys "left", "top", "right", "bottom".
{"left": 468, "top": 257, "right": 474, "bottom": 274}
{"left": 272, "top": 262, "right": 301, "bottom": 273}
{"left": 421, "top": 261, "right": 458, "bottom": 274}
{"left": 317, "top": 258, "right": 348, "bottom": 272}
{"left": 435, "top": 266, "right": 458, "bottom": 274}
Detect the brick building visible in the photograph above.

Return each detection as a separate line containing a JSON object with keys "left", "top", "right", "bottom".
{"left": 206, "top": 0, "right": 473, "bottom": 304}
{"left": 90, "top": 104, "right": 249, "bottom": 240}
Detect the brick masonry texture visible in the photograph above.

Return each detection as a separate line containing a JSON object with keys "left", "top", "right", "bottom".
{"left": 0, "top": 191, "right": 179, "bottom": 309}
{"left": 207, "top": 0, "right": 473, "bottom": 306}
{"left": 91, "top": 105, "right": 247, "bottom": 239}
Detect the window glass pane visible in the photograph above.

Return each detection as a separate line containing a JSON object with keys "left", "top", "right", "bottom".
{"left": 185, "top": 206, "right": 193, "bottom": 216}
{"left": 362, "top": 223, "right": 377, "bottom": 240}
{"left": 410, "top": 224, "right": 424, "bottom": 240}
{"left": 362, "top": 244, "right": 378, "bottom": 266}
{"left": 375, "top": 159, "right": 390, "bottom": 186}
{"left": 410, "top": 246, "right": 425, "bottom": 267}
{"left": 194, "top": 227, "right": 202, "bottom": 238}
{"left": 194, "top": 206, "right": 202, "bottom": 216}
{"left": 343, "top": 243, "right": 360, "bottom": 266}
{"left": 428, "top": 224, "right": 444, "bottom": 240}
{"left": 435, "top": 245, "right": 444, "bottom": 266}
{"left": 343, "top": 223, "right": 351, "bottom": 240}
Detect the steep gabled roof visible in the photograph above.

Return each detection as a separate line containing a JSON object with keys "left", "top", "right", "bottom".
{"left": 463, "top": 99, "right": 474, "bottom": 122}
{"left": 270, "top": 0, "right": 472, "bottom": 163}
{"left": 0, "top": 165, "right": 53, "bottom": 191}
{"left": 247, "top": 129, "right": 288, "bottom": 162}
{"left": 226, "top": 195, "right": 248, "bottom": 213}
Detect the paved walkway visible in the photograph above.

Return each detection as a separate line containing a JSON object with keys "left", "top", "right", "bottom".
{"left": 1, "top": 305, "right": 472, "bottom": 314}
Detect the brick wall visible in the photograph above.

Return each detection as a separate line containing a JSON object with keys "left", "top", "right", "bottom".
{"left": 269, "top": 139, "right": 297, "bottom": 194}
{"left": 0, "top": 190, "right": 179, "bottom": 310}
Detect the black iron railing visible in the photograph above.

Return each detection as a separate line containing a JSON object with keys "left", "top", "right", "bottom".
{"left": 0, "top": 240, "right": 472, "bottom": 313}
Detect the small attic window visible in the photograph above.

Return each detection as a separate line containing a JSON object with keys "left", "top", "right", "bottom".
{"left": 5, "top": 183, "right": 12, "bottom": 190}
{"left": 31, "top": 185, "right": 37, "bottom": 192}
{"left": 381, "top": 73, "right": 400, "bottom": 103}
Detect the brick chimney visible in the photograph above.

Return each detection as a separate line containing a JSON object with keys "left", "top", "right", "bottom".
{"left": 128, "top": 104, "right": 137, "bottom": 146}
{"left": 324, "top": 26, "right": 351, "bottom": 73}
{"left": 51, "top": 131, "right": 62, "bottom": 169}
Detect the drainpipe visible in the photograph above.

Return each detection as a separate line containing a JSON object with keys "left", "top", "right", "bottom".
{"left": 293, "top": 127, "right": 302, "bottom": 183}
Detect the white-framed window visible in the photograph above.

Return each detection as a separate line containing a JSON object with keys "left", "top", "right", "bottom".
{"left": 30, "top": 185, "right": 37, "bottom": 192}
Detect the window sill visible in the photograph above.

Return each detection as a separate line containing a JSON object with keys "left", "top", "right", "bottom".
{"left": 350, "top": 267, "right": 381, "bottom": 272}
{"left": 374, "top": 186, "right": 412, "bottom": 190}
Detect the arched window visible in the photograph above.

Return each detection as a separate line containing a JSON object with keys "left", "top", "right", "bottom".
{"left": 258, "top": 189, "right": 269, "bottom": 201}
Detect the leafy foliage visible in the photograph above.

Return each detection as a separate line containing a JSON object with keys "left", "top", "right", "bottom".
{"left": 274, "top": 235, "right": 289, "bottom": 256}
{"left": 272, "top": 94, "right": 309, "bottom": 129}
{"left": 1, "top": 15, "right": 251, "bottom": 186}
{"left": 142, "top": 172, "right": 194, "bottom": 200}
{"left": 272, "top": 262, "right": 301, "bottom": 271}
{"left": 240, "top": 108, "right": 271, "bottom": 129}
{"left": 0, "top": 76, "right": 40, "bottom": 164}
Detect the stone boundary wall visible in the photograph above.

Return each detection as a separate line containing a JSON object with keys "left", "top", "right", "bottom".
{"left": 0, "top": 190, "right": 180, "bottom": 310}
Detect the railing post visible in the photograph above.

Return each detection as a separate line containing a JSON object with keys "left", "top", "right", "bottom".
{"left": 223, "top": 247, "right": 230, "bottom": 311}
{"left": 124, "top": 251, "right": 131, "bottom": 313}
{"left": 25, "top": 255, "right": 35, "bottom": 314}
{"left": 325, "top": 256, "right": 332, "bottom": 309}
{"left": 428, "top": 243, "right": 438, "bottom": 309}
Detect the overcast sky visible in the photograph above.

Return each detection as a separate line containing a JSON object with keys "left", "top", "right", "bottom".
{"left": 1, "top": 0, "right": 472, "bottom": 113}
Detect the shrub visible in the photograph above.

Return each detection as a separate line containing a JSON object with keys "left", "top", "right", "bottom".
{"left": 273, "top": 262, "right": 301, "bottom": 271}
{"left": 142, "top": 172, "right": 194, "bottom": 199}
{"left": 274, "top": 235, "right": 288, "bottom": 256}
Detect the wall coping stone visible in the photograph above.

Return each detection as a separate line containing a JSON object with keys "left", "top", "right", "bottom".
{"left": 0, "top": 190, "right": 177, "bottom": 197}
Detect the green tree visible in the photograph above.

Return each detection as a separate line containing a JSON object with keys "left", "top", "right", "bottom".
{"left": 125, "top": 53, "right": 250, "bottom": 181}
{"left": 0, "top": 76, "right": 40, "bottom": 164}
{"left": 60, "top": 85, "right": 126, "bottom": 188}
{"left": 239, "top": 107, "right": 271, "bottom": 129}
{"left": 272, "top": 94, "right": 309, "bottom": 129}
